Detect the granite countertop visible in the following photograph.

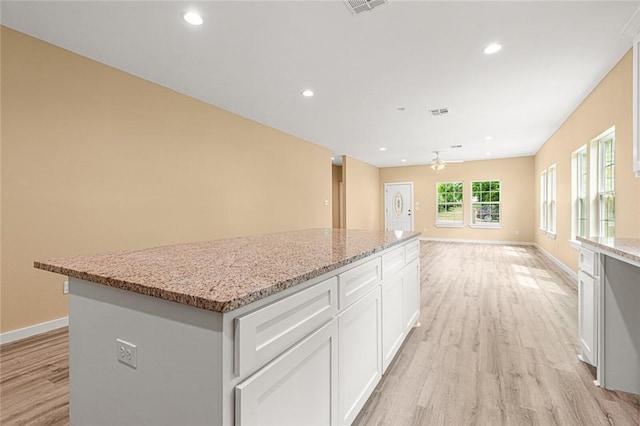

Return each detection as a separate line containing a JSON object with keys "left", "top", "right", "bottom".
{"left": 34, "top": 228, "right": 421, "bottom": 313}
{"left": 577, "top": 236, "right": 640, "bottom": 265}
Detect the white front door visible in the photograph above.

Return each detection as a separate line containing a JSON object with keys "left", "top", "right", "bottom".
{"left": 384, "top": 183, "right": 413, "bottom": 231}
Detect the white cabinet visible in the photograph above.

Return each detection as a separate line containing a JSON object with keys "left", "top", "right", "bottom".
{"left": 578, "top": 271, "right": 597, "bottom": 366}
{"left": 235, "top": 319, "right": 338, "bottom": 426}
{"left": 381, "top": 273, "right": 404, "bottom": 372}
{"left": 338, "top": 287, "right": 382, "bottom": 426}
{"left": 578, "top": 247, "right": 598, "bottom": 367}
{"left": 402, "top": 259, "right": 420, "bottom": 332}
{"left": 338, "top": 258, "right": 381, "bottom": 309}
{"left": 234, "top": 277, "right": 337, "bottom": 377}
{"left": 381, "top": 258, "right": 420, "bottom": 373}
{"left": 235, "top": 239, "right": 420, "bottom": 426}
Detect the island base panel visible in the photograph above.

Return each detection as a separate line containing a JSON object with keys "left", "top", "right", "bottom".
{"left": 69, "top": 279, "right": 224, "bottom": 426}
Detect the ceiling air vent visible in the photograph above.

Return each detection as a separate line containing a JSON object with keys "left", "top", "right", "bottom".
{"left": 429, "top": 108, "right": 449, "bottom": 117}
{"left": 344, "top": 0, "right": 389, "bottom": 15}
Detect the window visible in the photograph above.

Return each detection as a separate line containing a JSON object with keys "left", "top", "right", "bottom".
{"left": 547, "top": 165, "right": 556, "bottom": 234}
{"left": 540, "top": 165, "right": 556, "bottom": 236}
{"left": 598, "top": 131, "right": 615, "bottom": 237}
{"left": 436, "top": 182, "right": 463, "bottom": 226}
{"left": 571, "top": 147, "right": 587, "bottom": 240}
{"left": 540, "top": 170, "right": 547, "bottom": 231}
{"left": 471, "top": 180, "right": 501, "bottom": 227}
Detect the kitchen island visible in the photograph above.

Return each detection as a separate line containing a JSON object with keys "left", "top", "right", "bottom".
{"left": 35, "top": 228, "right": 422, "bottom": 426}
{"left": 577, "top": 237, "right": 640, "bottom": 396}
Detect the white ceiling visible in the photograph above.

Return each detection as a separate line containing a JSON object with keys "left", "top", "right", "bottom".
{"left": 2, "top": 1, "right": 638, "bottom": 167}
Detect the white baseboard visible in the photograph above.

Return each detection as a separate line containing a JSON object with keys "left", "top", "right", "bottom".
{"left": 533, "top": 243, "right": 578, "bottom": 282}
{"left": 0, "top": 317, "right": 68, "bottom": 345}
{"left": 420, "top": 237, "right": 534, "bottom": 246}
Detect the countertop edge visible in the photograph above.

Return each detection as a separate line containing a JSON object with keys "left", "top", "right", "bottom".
{"left": 34, "top": 233, "right": 421, "bottom": 313}
{"left": 576, "top": 237, "right": 640, "bottom": 266}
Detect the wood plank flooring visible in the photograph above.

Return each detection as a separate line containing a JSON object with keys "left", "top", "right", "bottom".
{"left": 354, "top": 242, "right": 640, "bottom": 425}
{"left": 0, "top": 327, "right": 69, "bottom": 425}
{"left": 1, "top": 241, "right": 639, "bottom": 425}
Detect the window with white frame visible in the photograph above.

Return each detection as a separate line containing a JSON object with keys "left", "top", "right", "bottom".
{"left": 540, "top": 165, "right": 556, "bottom": 236}
{"left": 571, "top": 146, "right": 587, "bottom": 240}
{"left": 540, "top": 170, "right": 547, "bottom": 231}
{"left": 436, "top": 182, "right": 463, "bottom": 226}
{"left": 547, "top": 165, "right": 556, "bottom": 234}
{"left": 471, "top": 180, "right": 501, "bottom": 226}
{"left": 598, "top": 131, "right": 615, "bottom": 237}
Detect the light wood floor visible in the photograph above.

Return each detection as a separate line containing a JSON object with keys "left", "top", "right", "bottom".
{"left": 354, "top": 242, "right": 640, "bottom": 425}
{"left": 1, "top": 242, "right": 639, "bottom": 425}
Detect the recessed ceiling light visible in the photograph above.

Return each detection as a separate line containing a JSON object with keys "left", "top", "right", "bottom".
{"left": 486, "top": 152, "right": 492, "bottom": 156}
{"left": 380, "top": 147, "right": 387, "bottom": 152}
{"left": 483, "top": 43, "right": 502, "bottom": 55}
{"left": 182, "top": 11, "right": 203, "bottom": 26}
{"left": 301, "top": 89, "right": 314, "bottom": 97}
{"left": 401, "top": 159, "right": 407, "bottom": 162}
{"left": 485, "top": 136, "right": 493, "bottom": 140}
{"left": 331, "top": 157, "right": 335, "bottom": 160}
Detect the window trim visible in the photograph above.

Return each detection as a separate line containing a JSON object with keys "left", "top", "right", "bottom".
{"left": 540, "top": 169, "right": 547, "bottom": 232}
{"left": 571, "top": 145, "right": 587, "bottom": 242}
{"left": 539, "top": 164, "right": 556, "bottom": 238}
{"left": 587, "top": 126, "right": 615, "bottom": 238}
{"left": 547, "top": 164, "right": 557, "bottom": 236}
{"left": 470, "top": 180, "right": 502, "bottom": 228}
{"left": 598, "top": 130, "right": 615, "bottom": 237}
{"left": 435, "top": 181, "right": 464, "bottom": 227}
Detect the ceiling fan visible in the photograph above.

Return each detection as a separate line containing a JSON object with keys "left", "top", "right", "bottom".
{"left": 430, "top": 151, "right": 463, "bottom": 171}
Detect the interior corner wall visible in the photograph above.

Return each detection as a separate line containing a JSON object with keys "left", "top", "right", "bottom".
{"left": 0, "top": 27, "right": 332, "bottom": 333}
{"left": 343, "top": 156, "right": 380, "bottom": 230}
{"left": 379, "top": 157, "right": 535, "bottom": 242}
{"left": 534, "top": 49, "right": 639, "bottom": 273}
{"left": 331, "top": 165, "right": 342, "bottom": 228}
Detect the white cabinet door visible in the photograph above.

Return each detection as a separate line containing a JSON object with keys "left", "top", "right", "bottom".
{"left": 578, "top": 271, "right": 597, "bottom": 367}
{"left": 381, "top": 273, "right": 404, "bottom": 373}
{"left": 235, "top": 319, "right": 338, "bottom": 426}
{"left": 402, "top": 259, "right": 420, "bottom": 332}
{"left": 338, "top": 287, "right": 382, "bottom": 426}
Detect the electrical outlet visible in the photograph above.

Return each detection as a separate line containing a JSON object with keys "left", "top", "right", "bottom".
{"left": 116, "top": 339, "right": 137, "bottom": 368}
{"left": 63, "top": 280, "right": 69, "bottom": 294}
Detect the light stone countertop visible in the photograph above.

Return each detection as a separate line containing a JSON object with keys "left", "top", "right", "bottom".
{"left": 577, "top": 236, "right": 640, "bottom": 266}
{"left": 34, "top": 228, "right": 421, "bottom": 313}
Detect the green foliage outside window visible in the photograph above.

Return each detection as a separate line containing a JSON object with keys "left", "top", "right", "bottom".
{"left": 437, "top": 182, "right": 463, "bottom": 225}
{"left": 471, "top": 180, "right": 501, "bottom": 224}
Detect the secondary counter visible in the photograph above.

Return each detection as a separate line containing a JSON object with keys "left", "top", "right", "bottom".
{"left": 576, "top": 236, "right": 640, "bottom": 266}
{"left": 576, "top": 236, "right": 640, "bottom": 396}
{"left": 34, "top": 228, "right": 422, "bottom": 425}
{"left": 35, "top": 228, "right": 421, "bottom": 312}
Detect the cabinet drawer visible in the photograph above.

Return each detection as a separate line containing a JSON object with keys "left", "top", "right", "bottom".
{"left": 234, "top": 277, "right": 338, "bottom": 377}
{"left": 338, "top": 258, "right": 381, "bottom": 309}
{"left": 235, "top": 319, "right": 338, "bottom": 426}
{"left": 382, "top": 246, "right": 405, "bottom": 280}
{"left": 405, "top": 239, "right": 420, "bottom": 264}
{"left": 579, "top": 247, "right": 598, "bottom": 277}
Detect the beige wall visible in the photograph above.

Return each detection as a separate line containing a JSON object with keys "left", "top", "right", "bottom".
{"left": 343, "top": 156, "right": 380, "bottom": 230}
{"left": 332, "top": 165, "right": 342, "bottom": 228}
{"left": 534, "top": 49, "right": 640, "bottom": 273}
{"left": 380, "top": 157, "right": 535, "bottom": 242}
{"left": 0, "top": 27, "right": 332, "bottom": 333}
